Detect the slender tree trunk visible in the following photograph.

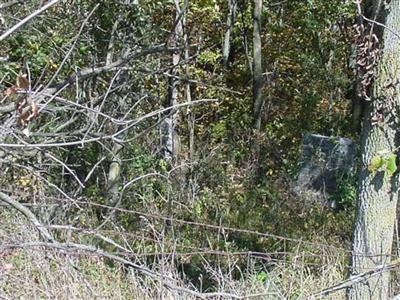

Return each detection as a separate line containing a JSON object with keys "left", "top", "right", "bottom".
{"left": 105, "top": 20, "right": 122, "bottom": 207}
{"left": 252, "top": 0, "right": 263, "bottom": 130}
{"left": 238, "top": 5, "right": 252, "bottom": 75}
{"left": 183, "top": 0, "right": 194, "bottom": 164}
{"left": 348, "top": 2, "right": 400, "bottom": 299}
{"left": 162, "top": 0, "right": 183, "bottom": 163}
{"left": 223, "top": 0, "right": 236, "bottom": 67}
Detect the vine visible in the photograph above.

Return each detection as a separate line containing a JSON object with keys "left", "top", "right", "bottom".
{"left": 368, "top": 151, "right": 397, "bottom": 178}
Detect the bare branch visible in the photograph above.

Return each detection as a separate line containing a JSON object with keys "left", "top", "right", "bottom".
{"left": 0, "top": 191, "right": 54, "bottom": 242}
{"left": 46, "top": 4, "right": 99, "bottom": 88}
{"left": 0, "top": 0, "right": 23, "bottom": 10}
{"left": 43, "top": 151, "right": 85, "bottom": 188}
{"left": 0, "top": 99, "right": 217, "bottom": 148}
{"left": 362, "top": 15, "right": 400, "bottom": 39}
{"left": 311, "top": 259, "right": 400, "bottom": 298}
{"left": 0, "top": 45, "right": 176, "bottom": 115}
{"left": 0, "top": 241, "right": 279, "bottom": 299}
{"left": 0, "top": 0, "right": 60, "bottom": 42}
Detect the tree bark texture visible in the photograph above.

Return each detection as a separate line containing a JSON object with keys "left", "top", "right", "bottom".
{"left": 163, "top": 0, "right": 183, "bottom": 163}
{"left": 223, "top": 0, "right": 236, "bottom": 67}
{"left": 349, "top": 2, "right": 400, "bottom": 299}
{"left": 105, "top": 21, "right": 124, "bottom": 208}
{"left": 252, "top": 0, "right": 263, "bottom": 130}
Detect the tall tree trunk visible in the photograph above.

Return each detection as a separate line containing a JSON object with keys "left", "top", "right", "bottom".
{"left": 183, "top": 0, "right": 193, "bottom": 165}
{"left": 238, "top": 2, "right": 252, "bottom": 75}
{"left": 252, "top": 0, "right": 263, "bottom": 130}
{"left": 106, "top": 20, "right": 123, "bottom": 208}
{"left": 348, "top": 2, "right": 400, "bottom": 299}
{"left": 162, "top": 0, "right": 183, "bottom": 163}
{"left": 223, "top": 0, "right": 236, "bottom": 67}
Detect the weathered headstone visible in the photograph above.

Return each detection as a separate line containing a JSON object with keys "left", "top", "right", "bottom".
{"left": 294, "top": 133, "right": 356, "bottom": 204}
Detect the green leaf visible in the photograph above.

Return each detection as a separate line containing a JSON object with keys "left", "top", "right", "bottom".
{"left": 385, "top": 154, "right": 397, "bottom": 176}
{"left": 158, "top": 159, "right": 167, "bottom": 172}
{"left": 368, "top": 155, "right": 383, "bottom": 172}
{"left": 256, "top": 271, "right": 268, "bottom": 282}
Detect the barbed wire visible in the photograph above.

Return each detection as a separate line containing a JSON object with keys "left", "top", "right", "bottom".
{"left": 2, "top": 190, "right": 396, "bottom": 261}
{"left": 43, "top": 195, "right": 349, "bottom": 252}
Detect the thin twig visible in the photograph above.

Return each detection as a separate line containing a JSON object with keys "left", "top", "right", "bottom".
{"left": 43, "top": 152, "right": 85, "bottom": 188}
{"left": 362, "top": 15, "right": 400, "bottom": 40}
{"left": 0, "top": 99, "right": 217, "bottom": 148}
{"left": 0, "top": 241, "right": 279, "bottom": 300}
{"left": 311, "top": 259, "right": 400, "bottom": 298}
{"left": 0, "top": 192, "right": 54, "bottom": 242}
{"left": 0, "top": 0, "right": 60, "bottom": 42}
{"left": 46, "top": 4, "right": 99, "bottom": 88}
{"left": 43, "top": 195, "right": 349, "bottom": 252}
{"left": 0, "top": 0, "right": 23, "bottom": 10}
{"left": 0, "top": 45, "right": 176, "bottom": 115}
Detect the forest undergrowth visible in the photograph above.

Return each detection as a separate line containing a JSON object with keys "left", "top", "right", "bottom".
{"left": 0, "top": 208, "right": 349, "bottom": 300}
